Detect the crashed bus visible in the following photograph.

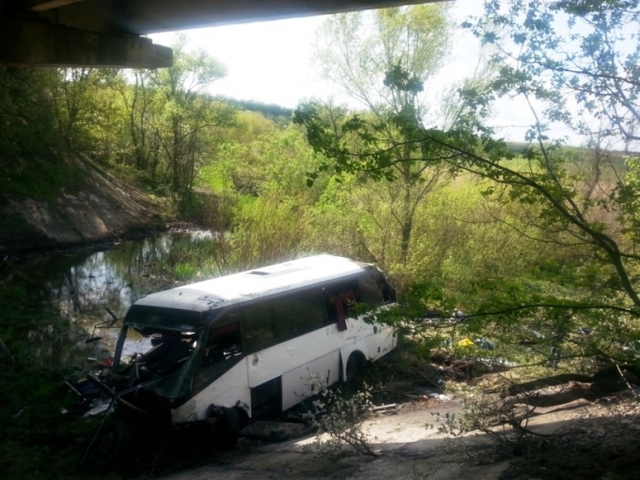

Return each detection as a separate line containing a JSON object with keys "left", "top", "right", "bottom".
{"left": 88, "top": 254, "right": 397, "bottom": 463}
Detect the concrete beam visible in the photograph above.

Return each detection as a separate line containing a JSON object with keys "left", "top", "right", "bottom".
{"left": 0, "top": 17, "right": 172, "bottom": 68}
{"left": 29, "top": 0, "right": 86, "bottom": 13}
{"left": 122, "top": 0, "right": 431, "bottom": 33}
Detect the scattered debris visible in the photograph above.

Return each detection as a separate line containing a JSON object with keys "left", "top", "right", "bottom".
{"left": 428, "top": 393, "right": 453, "bottom": 401}
{"left": 474, "top": 337, "right": 495, "bottom": 350}
{"left": 372, "top": 403, "right": 399, "bottom": 412}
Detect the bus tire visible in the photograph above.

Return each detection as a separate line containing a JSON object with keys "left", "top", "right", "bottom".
{"left": 91, "top": 420, "right": 133, "bottom": 471}
{"left": 208, "top": 406, "right": 240, "bottom": 451}
{"left": 346, "top": 353, "right": 363, "bottom": 382}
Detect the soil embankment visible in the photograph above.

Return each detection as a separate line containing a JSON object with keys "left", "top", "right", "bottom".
{"left": 0, "top": 153, "right": 164, "bottom": 253}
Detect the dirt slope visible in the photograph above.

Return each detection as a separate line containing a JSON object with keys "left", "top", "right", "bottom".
{"left": 0, "top": 154, "right": 163, "bottom": 253}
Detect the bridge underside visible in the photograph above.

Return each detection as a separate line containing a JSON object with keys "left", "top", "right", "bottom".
{"left": 0, "top": 0, "right": 430, "bottom": 68}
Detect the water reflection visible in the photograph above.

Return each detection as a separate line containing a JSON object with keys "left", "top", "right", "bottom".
{"left": 0, "top": 231, "right": 220, "bottom": 369}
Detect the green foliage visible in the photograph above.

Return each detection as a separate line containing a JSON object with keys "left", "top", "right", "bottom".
{"left": 134, "top": 36, "right": 233, "bottom": 208}
{"left": 226, "top": 195, "right": 309, "bottom": 270}
{"left": 315, "top": 4, "right": 451, "bottom": 108}
{"left": 1, "top": 154, "right": 85, "bottom": 202}
{"left": 0, "top": 68, "right": 58, "bottom": 156}
{"left": 197, "top": 125, "right": 333, "bottom": 269}
{"left": 295, "top": 1, "right": 640, "bottom": 372}
{"left": 0, "top": 36, "right": 235, "bottom": 212}
{"left": 225, "top": 98, "right": 292, "bottom": 125}
{"left": 465, "top": 0, "right": 640, "bottom": 145}
{"left": 0, "top": 68, "right": 90, "bottom": 205}
{"left": 305, "top": 375, "right": 378, "bottom": 457}
{"left": 307, "top": 5, "right": 465, "bottom": 265}
{"left": 300, "top": 105, "right": 640, "bottom": 363}
{"left": 0, "top": 364, "right": 103, "bottom": 480}
{"left": 6, "top": 12, "right": 640, "bottom": 478}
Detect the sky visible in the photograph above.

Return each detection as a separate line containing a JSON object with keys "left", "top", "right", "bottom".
{"left": 150, "top": 15, "right": 337, "bottom": 108}
{"left": 148, "top": 1, "right": 484, "bottom": 107}
{"left": 147, "top": 1, "right": 576, "bottom": 145}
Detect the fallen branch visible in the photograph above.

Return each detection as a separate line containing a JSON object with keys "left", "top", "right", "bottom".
{"left": 507, "top": 374, "right": 593, "bottom": 396}
{"left": 372, "top": 403, "right": 398, "bottom": 412}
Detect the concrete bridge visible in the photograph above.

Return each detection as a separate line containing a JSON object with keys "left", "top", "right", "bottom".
{"left": 0, "top": 0, "right": 435, "bottom": 68}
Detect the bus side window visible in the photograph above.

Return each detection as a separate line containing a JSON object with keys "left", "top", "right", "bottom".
{"left": 359, "top": 269, "right": 396, "bottom": 306}
{"left": 196, "top": 320, "right": 242, "bottom": 386}
{"left": 358, "top": 274, "right": 384, "bottom": 306}
{"left": 379, "top": 272, "right": 396, "bottom": 303}
{"left": 242, "top": 301, "right": 277, "bottom": 353}
{"left": 272, "top": 290, "right": 326, "bottom": 342}
{"left": 324, "top": 281, "right": 359, "bottom": 331}
{"left": 203, "top": 323, "right": 242, "bottom": 364}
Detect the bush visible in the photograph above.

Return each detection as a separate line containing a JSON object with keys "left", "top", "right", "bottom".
{"left": 304, "top": 374, "right": 379, "bottom": 457}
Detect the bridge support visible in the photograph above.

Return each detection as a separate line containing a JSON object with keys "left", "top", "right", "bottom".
{"left": 0, "top": 18, "right": 172, "bottom": 68}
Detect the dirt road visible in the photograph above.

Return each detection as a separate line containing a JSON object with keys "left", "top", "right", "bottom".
{"left": 159, "top": 399, "right": 509, "bottom": 480}
{"left": 158, "top": 395, "right": 640, "bottom": 480}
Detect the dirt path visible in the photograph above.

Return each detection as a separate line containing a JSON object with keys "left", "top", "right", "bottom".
{"left": 159, "top": 400, "right": 505, "bottom": 480}
{"left": 158, "top": 396, "right": 640, "bottom": 480}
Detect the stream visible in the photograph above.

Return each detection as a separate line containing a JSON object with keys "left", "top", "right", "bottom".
{"left": 0, "top": 230, "right": 222, "bottom": 370}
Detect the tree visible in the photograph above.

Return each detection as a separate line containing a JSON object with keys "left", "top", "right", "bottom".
{"left": 310, "top": 5, "right": 452, "bottom": 264}
{"left": 315, "top": 6, "right": 450, "bottom": 114}
{"left": 199, "top": 123, "right": 330, "bottom": 270}
{"left": 463, "top": 0, "right": 640, "bottom": 150}
{"left": 150, "top": 36, "right": 233, "bottom": 206}
{"left": 458, "top": 0, "right": 640, "bottom": 316}
{"left": 109, "top": 68, "right": 162, "bottom": 175}
{"left": 296, "top": 1, "right": 640, "bottom": 369}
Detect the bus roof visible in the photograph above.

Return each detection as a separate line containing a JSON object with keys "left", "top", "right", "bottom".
{"left": 132, "top": 254, "right": 369, "bottom": 313}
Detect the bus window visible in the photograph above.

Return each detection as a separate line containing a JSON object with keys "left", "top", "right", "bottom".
{"left": 358, "top": 273, "right": 385, "bottom": 306}
{"left": 324, "top": 281, "right": 359, "bottom": 331}
{"left": 379, "top": 272, "right": 396, "bottom": 303}
{"left": 271, "top": 290, "right": 326, "bottom": 342}
{"left": 242, "top": 301, "right": 277, "bottom": 353}
{"left": 196, "top": 321, "right": 242, "bottom": 386}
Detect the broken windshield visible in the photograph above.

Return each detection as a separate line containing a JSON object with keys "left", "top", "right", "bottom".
{"left": 110, "top": 324, "right": 202, "bottom": 404}
{"left": 118, "top": 327, "right": 198, "bottom": 375}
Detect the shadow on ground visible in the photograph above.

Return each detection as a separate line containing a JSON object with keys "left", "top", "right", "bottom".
{"left": 145, "top": 398, "right": 640, "bottom": 480}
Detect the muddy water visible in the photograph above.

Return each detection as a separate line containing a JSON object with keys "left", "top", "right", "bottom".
{"left": 0, "top": 231, "right": 221, "bottom": 368}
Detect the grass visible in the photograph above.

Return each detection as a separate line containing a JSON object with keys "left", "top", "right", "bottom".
{"left": 0, "top": 154, "right": 85, "bottom": 203}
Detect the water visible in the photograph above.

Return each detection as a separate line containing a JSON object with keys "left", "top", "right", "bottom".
{"left": 0, "top": 231, "right": 223, "bottom": 369}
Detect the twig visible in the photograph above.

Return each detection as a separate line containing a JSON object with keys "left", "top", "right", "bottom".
{"left": 615, "top": 363, "right": 637, "bottom": 399}
{"left": 418, "top": 372, "right": 442, "bottom": 389}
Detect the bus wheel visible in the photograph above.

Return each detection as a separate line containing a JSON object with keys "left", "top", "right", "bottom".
{"left": 346, "top": 353, "right": 363, "bottom": 382}
{"left": 91, "top": 420, "right": 132, "bottom": 471}
{"left": 207, "top": 406, "right": 240, "bottom": 451}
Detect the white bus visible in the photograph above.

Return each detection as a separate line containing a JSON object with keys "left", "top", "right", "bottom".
{"left": 100, "top": 254, "right": 397, "bottom": 454}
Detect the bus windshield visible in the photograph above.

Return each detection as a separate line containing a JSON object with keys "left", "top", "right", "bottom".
{"left": 115, "top": 326, "right": 198, "bottom": 383}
